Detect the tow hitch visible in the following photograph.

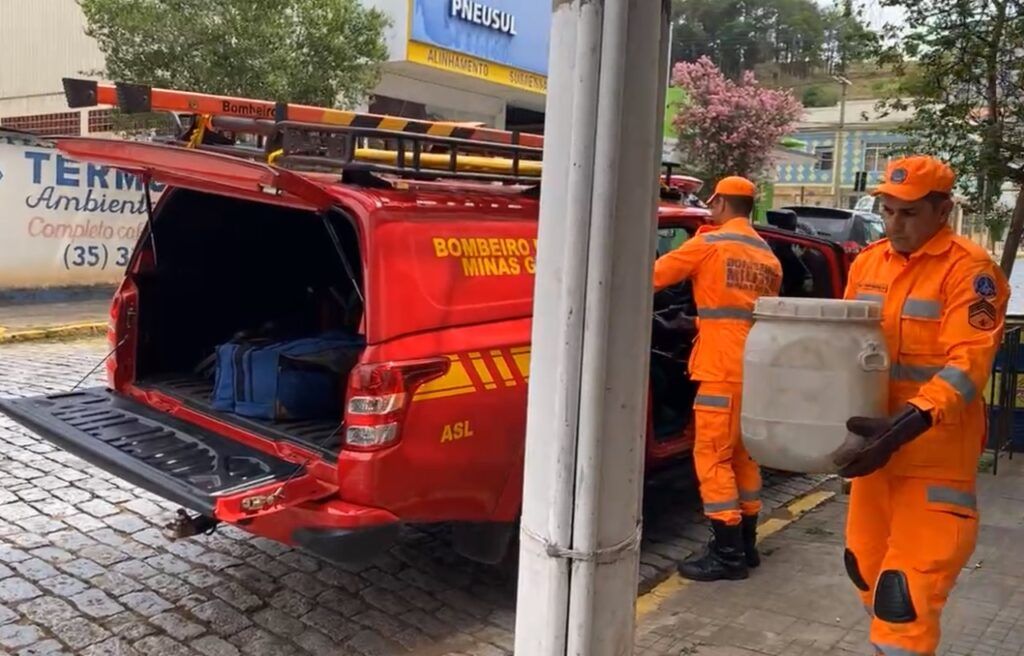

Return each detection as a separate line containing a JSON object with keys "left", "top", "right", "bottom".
{"left": 164, "top": 509, "right": 220, "bottom": 540}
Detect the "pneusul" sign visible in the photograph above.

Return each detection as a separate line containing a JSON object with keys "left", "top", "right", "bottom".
{"left": 450, "top": 0, "right": 517, "bottom": 36}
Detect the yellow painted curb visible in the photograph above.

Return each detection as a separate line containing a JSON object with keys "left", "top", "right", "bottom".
{"left": 635, "top": 487, "right": 837, "bottom": 621}
{"left": 0, "top": 322, "right": 107, "bottom": 344}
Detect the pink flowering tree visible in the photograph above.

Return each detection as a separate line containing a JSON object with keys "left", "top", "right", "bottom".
{"left": 671, "top": 57, "right": 803, "bottom": 185}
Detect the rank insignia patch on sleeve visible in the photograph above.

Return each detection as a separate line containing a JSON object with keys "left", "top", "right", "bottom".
{"left": 968, "top": 299, "right": 997, "bottom": 330}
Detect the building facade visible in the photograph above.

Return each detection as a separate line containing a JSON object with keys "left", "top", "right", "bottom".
{"left": 0, "top": 0, "right": 549, "bottom": 134}
{"left": 773, "top": 99, "right": 915, "bottom": 209}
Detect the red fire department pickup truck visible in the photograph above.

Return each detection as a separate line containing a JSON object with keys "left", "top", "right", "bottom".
{"left": 0, "top": 82, "right": 847, "bottom": 565}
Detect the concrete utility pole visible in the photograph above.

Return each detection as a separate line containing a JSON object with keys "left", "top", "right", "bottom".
{"left": 514, "top": 1, "right": 670, "bottom": 655}
{"left": 832, "top": 75, "right": 850, "bottom": 207}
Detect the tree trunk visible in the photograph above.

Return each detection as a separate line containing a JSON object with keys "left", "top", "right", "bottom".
{"left": 998, "top": 183, "right": 1024, "bottom": 278}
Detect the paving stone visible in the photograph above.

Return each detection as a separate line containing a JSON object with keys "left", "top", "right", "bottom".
{"left": 212, "top": 582, "right": 262, "bottom": 611}
{"left": 80, "top": 637, "right": 141, "bottom": 656}
{"left": 79, "top": 545, "right": 129, "bottom": 567}
{"left": 104, "top": 612, "right": 158, "bottom": 641}
{"left": 300, "top": 607, "right": 360, "bottom": 642}
{"left": 0, "top": 623, "right": 44, "bottom": 649}
{"left": 112, "top": 560, "right": 160, "bottom": 581}
{"left": 60, "top": 559, "right": 107, "bottom": 580}
{"left": 29, "top": 547, "right": 74, "bottom": 565}
{"left": 346, "top": 629, "right": 406, "bottom": 656}
{"left": 118, "top": 591, "right": 171, "bottom": 617}
{"left": 0, "top": 602, "right": 17, "bottom": 625}
{"left": 193, "top": 635, "right": 241, "bottom": 656}
{"left": 251, "top": 607, "right": 305, "bottom": 637}
{"left": 17, "top": 596, "right": 79, "bottom": 628}
{"left": 71, "top": 589, "right": 125, "bottom": 618}
{"left": 0, "top": 545, "right": 32, "bottom": 563}
{"left": 191, "top": 600, "right": 252, "bottom": 636}
{"left": 231, "top": 627, "right": 293, "bottom": 656}
{"left": 143, "top": 573, "right": 192, "bottom": 602}
{"left": 133, "top": 635, "right": 196, "bottom": 656}
{"left": 150, "top": 611, "right": 205, "bottom": 641}
{"left": 91, "top": 571, "right": 145, "bottom": 596}
{"left": 12, "top": 558, "right": 60, "bottom": 582}
{"left": 52, "top": 616, "right": 111, "bottom": 650}
{"left": 0, "top": 577, "right": 42, "bottom": 603}
{"left": 16, "top": 638, "right": 69, "bottom": 656}
{"left": 39, "top": 574, "right": 89, "bottom": 597}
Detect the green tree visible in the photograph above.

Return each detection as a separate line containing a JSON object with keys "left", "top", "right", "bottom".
{"left": 877, "top": 0, "right": 1024, "bottom": 276}
{"left": 669, "top": 0, "right": 874, "bottom": 79}
{"left": 78, "top": 0, "right": 390, "bottom": 108}
{"left": 982, "top": 204, "right": 1013, "bottom": 253}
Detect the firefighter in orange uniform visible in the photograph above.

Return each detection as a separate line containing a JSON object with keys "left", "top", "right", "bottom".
{"left": 654, "top": 176, "right": 783, "bottom": 581}
{"left": 834, "top": 156, "right": 1009, "bottom": 656}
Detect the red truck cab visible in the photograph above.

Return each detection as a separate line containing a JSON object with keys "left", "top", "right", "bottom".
{"left": 0, "top": 83, "right": 848, "bottom": 565}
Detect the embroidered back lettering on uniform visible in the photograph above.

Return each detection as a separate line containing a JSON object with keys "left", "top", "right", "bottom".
{"left": 725, "top": 258, "right": 781, "bottom": 295}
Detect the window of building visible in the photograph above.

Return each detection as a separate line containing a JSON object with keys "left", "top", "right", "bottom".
{"left": 814, "top": 146, "right": 834, "bottom": 171}
{"left": 864, "top": 144, "right": 892, "bottom": 172}
{"left": 1, "top": 112, "right": 81, "bottom": 137}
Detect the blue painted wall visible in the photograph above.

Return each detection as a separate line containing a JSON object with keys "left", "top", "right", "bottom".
{"left": 775, "top": 129, "right": 909, "bottom": 186}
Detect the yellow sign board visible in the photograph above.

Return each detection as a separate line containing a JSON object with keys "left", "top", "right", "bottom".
{"left": 406, "top": 41, "right": 547, "bottom": 95}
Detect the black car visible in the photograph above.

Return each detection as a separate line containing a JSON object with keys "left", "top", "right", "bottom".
{"left": 780, "top": 206, "right": 886, "bottom": 251}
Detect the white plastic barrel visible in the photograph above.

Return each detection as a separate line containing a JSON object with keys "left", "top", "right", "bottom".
{"left": 741, "top": 297, "right": 890, "bottom": 474}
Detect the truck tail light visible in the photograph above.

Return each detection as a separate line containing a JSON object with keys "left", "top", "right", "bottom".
{"left": 841, "top": 241, "right": 862, "bottom": 255}
{"left": 344, "top": 358, "right": 450, "bottom": 451}
{"left": 106, "top": 277, "right": 138, "bottom": 389}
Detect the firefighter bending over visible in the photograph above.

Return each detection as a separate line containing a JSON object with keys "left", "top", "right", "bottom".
{"left": 653, "top": 176, "right": 783, "bottom": 582}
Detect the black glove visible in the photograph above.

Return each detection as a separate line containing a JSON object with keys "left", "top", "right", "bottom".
{"left": 832, "top": 404, "right": 932, "bottom": 478}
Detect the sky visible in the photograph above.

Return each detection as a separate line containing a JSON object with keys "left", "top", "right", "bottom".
{"left": 814, "top": 0, "right": 906, "bottom": 30}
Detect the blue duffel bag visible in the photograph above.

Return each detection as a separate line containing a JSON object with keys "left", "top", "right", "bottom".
{"left": 212, "top": 332, "right": 364, "bottom": 421}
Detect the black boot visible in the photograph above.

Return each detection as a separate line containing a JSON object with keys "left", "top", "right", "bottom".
{"left": 741, "top": 514, "right": 760, "bottom": 569}
{"left": 677, "top": 520, "right": 749, "bottom": 582}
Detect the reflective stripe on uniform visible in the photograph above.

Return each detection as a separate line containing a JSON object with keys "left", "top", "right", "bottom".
{"left": 698, "top": 306, "right": 754, "bottom": 321}
{"left": 694, "top": 394, "right": 730, "bottom": 408}
{"left": 704, "top": 232, "right": 772, "bottom": 251}
{"left": 873, "top": 643, "right": 928, "bottom": 656}
{"left": 926, "top": 486, "right": 977, "bottom": 511}
{"left": 703, "top": 499, "right": 740, "bottom": 512}
{"left": 857, "top": 292, "right": 885, "bottom": 303}
{"left": 739, "top": 488, "right": 761, "bottom": 502}
{"left": 891, "top": 363, "right": 976, "bottom": 400}
{"left": 937, "top": 365, "right": 977, "bottom": 402}
{"left": 902, "top": 297, "right": 942, "bottom": 320}
{"left": 890, "top": 363, "right": 942, "bottom": 383}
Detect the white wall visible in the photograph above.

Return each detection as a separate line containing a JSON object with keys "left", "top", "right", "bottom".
{"left": 359, "top": 0, "right": 410, "bottom": 62}
{"left": 0, "top": 0, "right": 105, "bottom": 118}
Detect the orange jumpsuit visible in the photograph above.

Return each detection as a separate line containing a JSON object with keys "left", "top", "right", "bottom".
{"left": 654, "top": 217, "right": 783, "bottom": 525}
{"left": 844, "top": 227, "right": 1008, "bottom": 655}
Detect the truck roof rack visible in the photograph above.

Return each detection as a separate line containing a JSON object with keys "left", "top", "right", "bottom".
{"left": 63, "top": 78, "right": 544, "bottom": 184}
{"left": 61, "top": 79, "right": 703, "bottom": 200}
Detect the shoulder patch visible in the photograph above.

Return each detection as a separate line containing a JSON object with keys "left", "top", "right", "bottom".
{"left": 974, "top": 273, "right": 998, "bottom": 299}
{"left": 969, "top": 299, "right": 997, "bottom": 330}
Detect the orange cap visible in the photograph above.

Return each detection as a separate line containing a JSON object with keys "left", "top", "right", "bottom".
{"left": 872, "top": 156, "right": 955, "bottom": 202}
{"left": 707, "top": 176, "right": 757, "bottom": 204}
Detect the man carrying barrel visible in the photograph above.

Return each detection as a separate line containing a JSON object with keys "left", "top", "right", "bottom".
{"left": 653, "top": 176, "right": 783, "bottom": 582}
{"left": 835, "top": 156, "right": 1009, "bottom": 656}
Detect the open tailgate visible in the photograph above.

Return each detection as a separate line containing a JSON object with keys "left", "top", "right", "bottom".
{"left": 0, "top": 389, "right": 332, "bottom": 519}
{"left": 55, "top": 137, "right": 336, "bottom": 210}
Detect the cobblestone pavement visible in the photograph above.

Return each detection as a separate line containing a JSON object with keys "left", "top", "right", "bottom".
{"left": 636, "top": 459, "right": 1024, "bottom": 656}
{"left": 0, "top": 339, "right": 826, "bottom": 656}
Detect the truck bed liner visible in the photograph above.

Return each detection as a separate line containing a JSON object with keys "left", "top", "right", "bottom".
{"left": 141, "top": 375, "right": 343, "bottom": 456}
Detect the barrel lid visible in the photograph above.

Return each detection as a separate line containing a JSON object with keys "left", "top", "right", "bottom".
{"left": 754, "top": 297, "right": 882, "bottom": 321}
